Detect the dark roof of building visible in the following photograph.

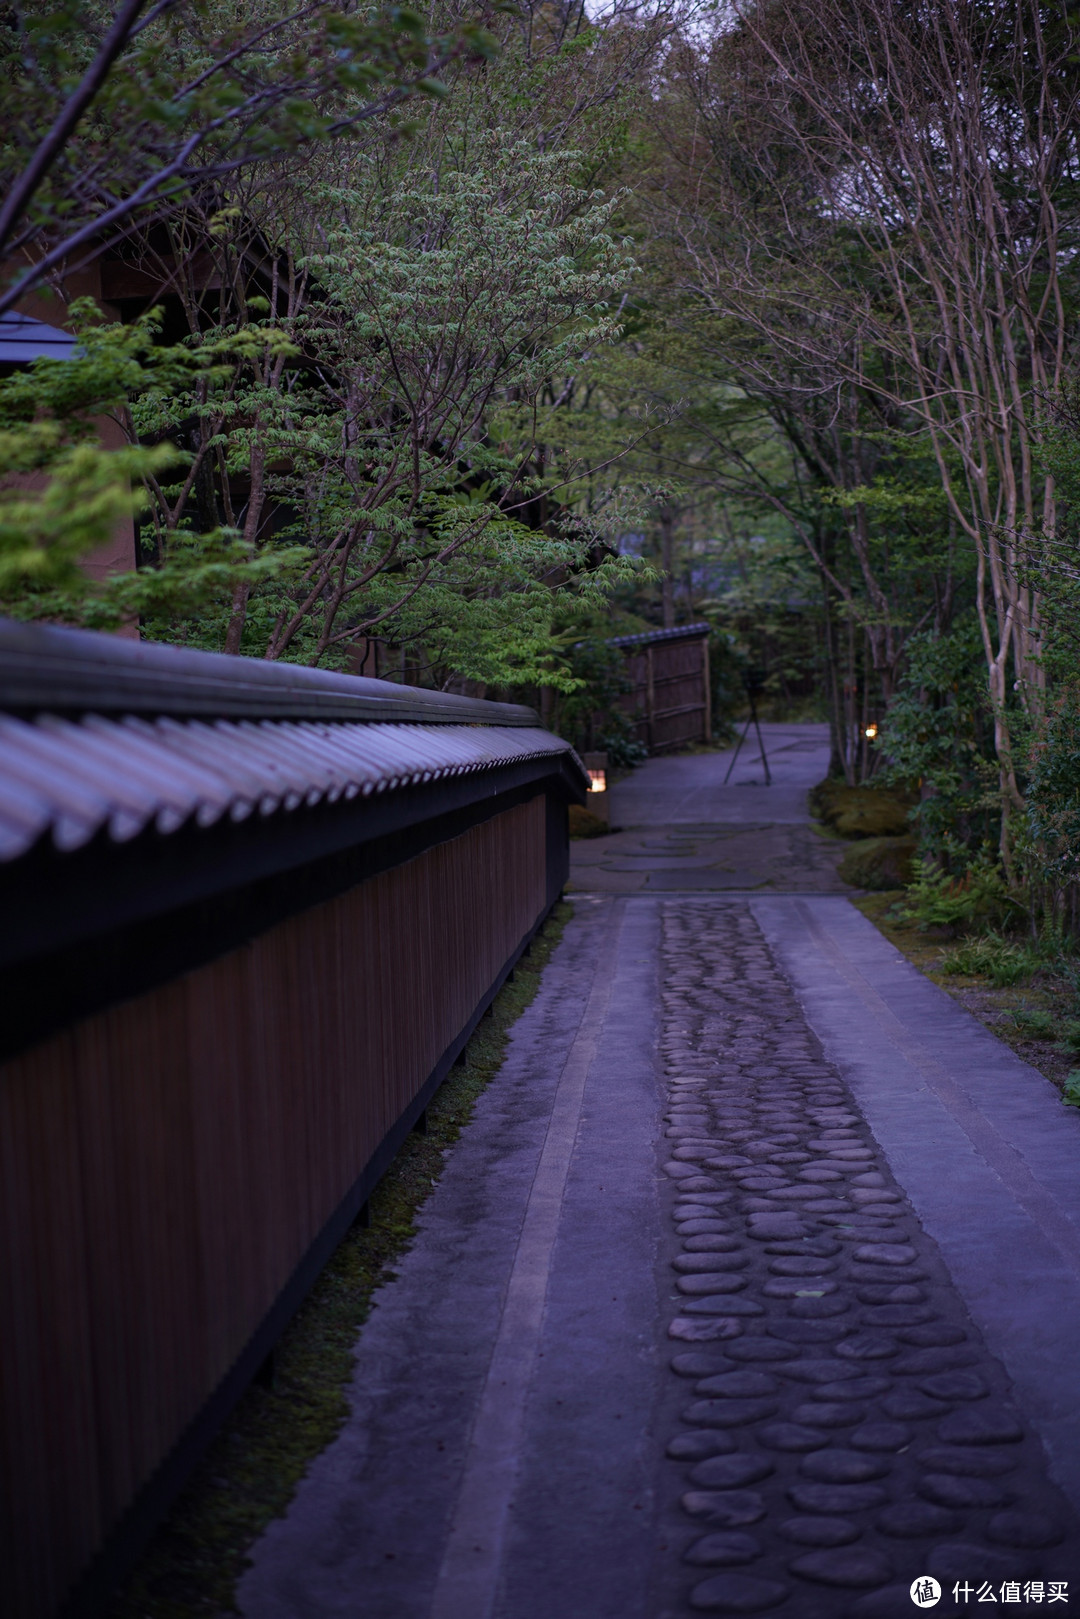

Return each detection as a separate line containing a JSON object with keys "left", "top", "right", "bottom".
{"left": 0, "top": 311, "right": 79, "bottom": 364}
{"left": 606, "top": 622, "right": 711, "bottom": 649}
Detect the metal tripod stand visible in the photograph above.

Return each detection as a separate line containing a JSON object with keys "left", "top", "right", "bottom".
{"left": 723, "top": 670, "right": 772, "bottom": 786}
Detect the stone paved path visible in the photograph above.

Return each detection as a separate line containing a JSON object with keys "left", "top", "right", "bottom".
{"left": 655, "top": 902, "right": 1080, "bottom": 1615}
{"left": 240, "top": 739, "right": 1080, "bottom": 1618}
{"left": 569, "top": 725, "right": 849, "bottom": 894}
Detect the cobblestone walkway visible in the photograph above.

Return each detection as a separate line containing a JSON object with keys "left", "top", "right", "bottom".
{"left": 656, "top": 903, "right": 1080, "bottom": 1615}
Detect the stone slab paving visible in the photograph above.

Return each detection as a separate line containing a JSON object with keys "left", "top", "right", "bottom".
{"left": 568, "top": 820, "right": 849, "bottom": 895}
{"left": 569, "top": 724, "right": 848, "bottom": 895}
{"left": 240, "top": 887, "right": 1080, "bottom": 1619}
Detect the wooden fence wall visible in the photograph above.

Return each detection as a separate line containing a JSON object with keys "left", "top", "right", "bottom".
{"left": 618, "top": 630, "right": 711, "bottom": 754}
{"left": 0, "top": 797, "right": 548, "bottom": 1619}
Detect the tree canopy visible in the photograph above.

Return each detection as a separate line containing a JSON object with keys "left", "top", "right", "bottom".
{"left": 6, "top": 0, "right": 1080, "bottom": 917}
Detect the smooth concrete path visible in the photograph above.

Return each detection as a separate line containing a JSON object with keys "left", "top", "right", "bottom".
{"left": 241, "top": 895, "right": 669, "bottom": 1619}
{"left": 611, "top": 723, "right": 833, "bottom": 828}
{"left": 240, "top": 743, "right": 1080, "bottom": 1617}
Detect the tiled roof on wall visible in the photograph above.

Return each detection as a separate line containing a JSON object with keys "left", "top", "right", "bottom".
{"left": 0, "top": 621, "right": 585, "bottom": 862}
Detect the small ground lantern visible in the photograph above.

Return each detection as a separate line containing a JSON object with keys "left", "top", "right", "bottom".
{"left": 582, "top": 750, "right": 609, "bottom": 824}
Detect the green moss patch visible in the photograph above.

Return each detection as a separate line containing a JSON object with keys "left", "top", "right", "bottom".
{"left": 569, "top": 804, "right": 609, "bottom": 838}
{"left": 106, "top": 900, "right": 573, "bottom": 1619}
{"left": 810, "top": 779, "right": 916, "bottom": 839}
{"left": 838, "top": 835, "right": 917, "bottom": 890}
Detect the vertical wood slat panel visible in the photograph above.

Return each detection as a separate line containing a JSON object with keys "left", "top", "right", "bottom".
{"left": 616, "top": 635, "right": 709, "bottom": 753}
{"left": 0, "top": 1035, "right": 101, "bottom": 1619}
{"left": 0, "top": 796, "right": 547, "bottom": 1619}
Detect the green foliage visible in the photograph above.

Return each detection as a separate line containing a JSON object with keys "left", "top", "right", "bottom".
{"left": 1011, "top": 1007, "right": 1057, "bottom": 1039}
{"left": 1026, "top": 688, "right": 1080, "bottom": 885}
{"left": 551, "top": 632, "right": 648, "bottom": 766}
{"left": 209, "top": 137, "right": 642, "bottom": 668}
{"left": 1063, "top": 1072, "right": 1080, "bottom": 1107}
{"left": 1, "top": 139, "right": 648, "bottom": 675}
{"left": 837, "top": 835, "right": 916, "bottom": 891}
{"left": 875, "top": 618, "right": 998, "bottom": 856}
{"left": 0, "top": 435, "right": 164, "bottom": 599}
{"left": 2, "top": 1, "right": 679, "bottom": 682}
{"left": 821, "top": 445, "right": 963, "bottom": 626}
{"left": 1029, "top": 385, "right": 1080, "bottom": 689}
{"left": 0, "top": 304, "right": 304, "bottom": 627}
{"left": 0, "top": 309, "right": 171, "bottom": 603}
{"left": 697, "top": 520, "right": 825, "bottom": 724}
{"left": 568, "top": 803, "right": 610, "bottom": 838}
{"left": 939, "top": 933, "right": 1040, "bottom": 986}
{"left": 899, "top": 851, "right": 1017, "bottom": 933}
{"left": 811, "top": 779, "right": 914, "bottom": 838}
{"left": 1, "top": 0, "right": 495, "bottom": 315}
{"left": 601, "top": 732, "right": 649, "bottom": 772}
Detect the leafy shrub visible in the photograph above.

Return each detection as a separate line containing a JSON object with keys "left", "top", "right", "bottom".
{"left": 939, "top": 934, "right": 1040, "bottom": 986}
{"left": 1063, "top": 1072, "right": 1080, "bottom": 1108}
{"left": 1026, "top": 687, "right": 1080, "bottom": 885}
{"left": 838, "top": 836, "right": 917, "bottom": 890}
{"left": 1010, "top": 1008, "right": 1057, "bottom": 1039}
{"left": 568, "top": 805, "right": 609, "bottom": 839}
{"left": 874, "top": 617, "right": 999, "bottom": 858}
{"left": 554, "top": 635, "right": 646, "bottom": 766}
{"left": 599, "top": 731, "right": 648, "bottom": 770}
{"left": 899, "top": 852, "right": 1018, "bottom": 932}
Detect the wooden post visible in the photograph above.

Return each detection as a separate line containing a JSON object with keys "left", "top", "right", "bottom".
{"left": 702, "top": 634, "right": 711, "bottom": 742}
{"left": 646, "top": 644, "right": 655, "bottom": 751}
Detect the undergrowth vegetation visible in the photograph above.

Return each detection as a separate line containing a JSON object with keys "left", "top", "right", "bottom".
{"left": 898, "top": 855, "right": 1022, "bottom": 936}
{"left": 888, "top": 863, "right": 1080, "bottom": 1079}
{"left": 939, "top": 935, "right": 1043, "bottom": 988}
